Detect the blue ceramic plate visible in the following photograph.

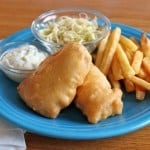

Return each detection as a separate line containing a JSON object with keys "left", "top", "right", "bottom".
{"left": 0, "top": 23, "right": 150, "bottom": 140}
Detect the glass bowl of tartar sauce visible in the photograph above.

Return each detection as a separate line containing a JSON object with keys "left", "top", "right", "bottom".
{"left": 0, "top": 41, "right": 48, "bottom": 83}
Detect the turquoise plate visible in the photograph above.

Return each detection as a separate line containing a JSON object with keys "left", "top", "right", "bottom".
{"left": 0, "top": 23, "right": 150, "bottom": 140}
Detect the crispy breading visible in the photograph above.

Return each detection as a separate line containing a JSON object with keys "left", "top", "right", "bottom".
{"left": 75, "top": 64, "right": 123, "bottom": 124}
{"left": 18, "top": 42, "right": 92, "bottom": 118}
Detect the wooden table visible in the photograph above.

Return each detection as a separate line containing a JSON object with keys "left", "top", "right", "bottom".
{"left": 0, "top": 0, "right": 150, "bottom": 149}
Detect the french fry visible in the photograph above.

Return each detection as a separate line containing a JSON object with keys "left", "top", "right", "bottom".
{"left": 129, "top": 75, "right": 150, "bottom": 91}
{"left": 141, "top": 33, "right": 150, "bottom": 57}
{"left": 145, "top": 75, "right": 150, "bottom": 82}
{"left": 120, "top": 36, "right": 138, "bottom": 64}
{"left": 137, "top": 67, "right": 147, "bottom": 79}
{"left": 123, "top": 78, "right": 135, "bottom": 92}
{"left": 120, "top": 42, "right": 135, "bottom": 64}
{"left": 116, "top": 43, "right": 135, "bottom": 78}
{"left": 120, "top": 35, "right": 138, "bottom": 52}
{"left": 135, "top": 85, "right": 146, "bottom": 100}
{"left": 131, "top": 50, "right": 143, "bottom": 74}
{"left": 108, "top": 69, "right": 121, "bottom": 89}
{"left": 111, "top": 54, "right": 124, "bottom": 80}
{"left": 99, "top": 27, "right": 121, "bottom": 75}
{"left": 129, "top": 37, "right": 140, "bottom": 48}
{"left": 95, "top": 32, "right": 110, "bottom": 67}
{"left": 142, "top": 56, "right": 150, "bottom": 74}
{"left": 123, "top": 47, "right": 133, "bottom": 63}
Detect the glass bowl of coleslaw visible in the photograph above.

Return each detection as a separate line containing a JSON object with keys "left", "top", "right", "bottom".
{"left": 31, "top": 7, "right": 111, "bottom": 54}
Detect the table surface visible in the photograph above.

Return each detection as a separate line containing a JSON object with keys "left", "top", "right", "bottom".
{"left": 0, "top": 0, "right": 150, "bottom": 149}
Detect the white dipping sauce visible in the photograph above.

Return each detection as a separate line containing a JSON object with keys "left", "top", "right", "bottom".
{"left": 2, "top": 44, "right": 48, "bottom": 70}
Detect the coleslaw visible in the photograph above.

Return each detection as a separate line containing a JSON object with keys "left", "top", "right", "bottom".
{"left": 39, "top": 13, "right": 102, "bottom": 45}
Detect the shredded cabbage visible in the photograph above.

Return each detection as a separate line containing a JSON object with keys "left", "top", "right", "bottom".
{"left": 39, "top": 13, "right": 102, "bottom": 44}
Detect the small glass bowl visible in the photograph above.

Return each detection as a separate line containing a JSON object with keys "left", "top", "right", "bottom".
{"left": 31, "top": 7, "right": 111, "bottom": 54}
{"left": 0, "top": 41, "right": 48, "bottom": 83}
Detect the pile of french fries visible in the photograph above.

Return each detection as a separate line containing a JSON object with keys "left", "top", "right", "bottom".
{"left": 95, "top": 27, "right": 150, "bottom": 100}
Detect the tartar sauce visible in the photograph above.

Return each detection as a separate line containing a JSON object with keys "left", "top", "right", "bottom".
{"left": 2, "top": 44, "right": 48, "bottom": 70}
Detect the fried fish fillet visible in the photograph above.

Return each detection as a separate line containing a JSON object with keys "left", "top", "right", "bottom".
{"left": 75, "top": 64, "right": 123, "bottom": 124}
{"left": 18, "top": 42, "right": 92, "bottom": 118}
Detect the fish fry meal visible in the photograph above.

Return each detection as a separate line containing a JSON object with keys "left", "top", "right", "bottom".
{"left": 14, "top": 24, "right": 150, "bottom": 124}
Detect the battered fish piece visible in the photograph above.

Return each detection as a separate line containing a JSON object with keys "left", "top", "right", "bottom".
{"left": 18, "top": 42, "right": 92, "bottom": 118}
{"left": 75, "top": 64, "right": 123, "bottom": 124}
